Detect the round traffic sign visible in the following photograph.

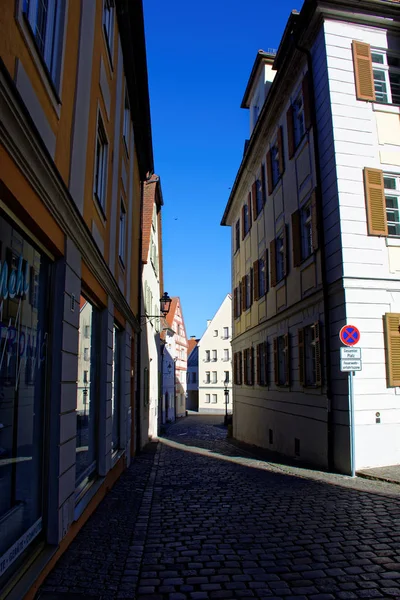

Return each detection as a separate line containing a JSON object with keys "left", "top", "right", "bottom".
{"left": 339, "top": 325, "right": 360, "bottom": 347}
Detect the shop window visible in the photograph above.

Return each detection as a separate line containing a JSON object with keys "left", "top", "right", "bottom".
{"left": 111, "top": 324, "right": 121, "bottom": 452}
{"left": 76, "top": 297, "right": 99, "bottom": 493}
{"left": 22, "top": 0, "right": 65, "bottom": 88}
{"left": 0, "top": 215, "right": 51, "bottom": 575}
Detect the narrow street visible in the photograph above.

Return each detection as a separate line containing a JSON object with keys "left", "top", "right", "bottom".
{"left": 38, "top": 416, "right": 400, "bottom": 600}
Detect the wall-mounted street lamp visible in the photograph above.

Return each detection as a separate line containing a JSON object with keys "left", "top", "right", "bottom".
{"left": 141, "top": 292, "right": 172, "bottom": 324}
{"left": 224, "top": 385, "right": 229, "bottom": 426}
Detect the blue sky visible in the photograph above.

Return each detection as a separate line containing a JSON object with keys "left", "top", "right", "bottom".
{"left": 144, "top": 0, "right": 303, "bottom": 339}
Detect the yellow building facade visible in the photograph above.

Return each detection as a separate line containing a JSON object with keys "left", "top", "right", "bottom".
{"left": 0, "top": 1, "right": 152, "bottom": 596}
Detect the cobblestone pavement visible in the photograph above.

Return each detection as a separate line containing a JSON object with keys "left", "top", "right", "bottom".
{"left": 39, "top": 415, "right": 400, "bottom": 600}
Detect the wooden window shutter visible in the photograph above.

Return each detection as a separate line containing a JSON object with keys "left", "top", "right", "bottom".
{"left": 291, "top": 209, "right": 302, "bottom": 267}
{"left": 241, "top": 205, "right": 246, "bottom": 240}
{"left": 248, "top": 192, "right": 252, "bottom": 229}
{"left": 284, "top": 333, "right": 290, "bottom": 386}
{"left": 287, "top": 105, "right": 295, "bottom": 159}
{"left": 298, "top": 328, "right": 305, "bottom": 386}
{"left": 273, "top": 337, "right": 279, "bottom": 385}
{"left": 252, "top": 182, "right": 258, "bottom": 219}
{"left": 253, "top": 260, "right": 259, "bottom": 301}
{"left": 364, "top": 168, "right": 387, "bottom": 236}
{"left": 233, "top": 352, "right": 237, "bottom": 383}
{"left": 241, "top": 276, "right": 246, "bottom": 312}
{"left": 264, "top": 249, "right": 269, "bottom": 292}
{"left": 352, "top": 41, "right": 376, "bottom": 102}
{"left": 256, "top": 344, "right": 261, "bottom": 385}
{"left": 314, "top": 321, "right": 322, "bottom": 386}
{"left": 266, "top": 150, "right": 273, "bottom": 196}
{"left": 302, "top": 72, "right": 313, "bottom": 130}
{"left": 270, "top": 239, "right": 277, "bottom": 288}
{"left": 283, "top": 224, "right": 288, "bottom": 277}
{"left": 311, "top": 192, "right": 319, "bottom": 251}
{"left": 250, "top": 269, "right": 253, "bottom": 307}
{"left": 384, "top": 313, "right": 400, "bottom": 387}
{"left": 234, "top": 287, "right": 238, "bottom": 318}
{"left": 261, "top": 164, "right": 267, "bottom": 205}
{"left": 278, "top": 126, "right": 285, "bottom": 175}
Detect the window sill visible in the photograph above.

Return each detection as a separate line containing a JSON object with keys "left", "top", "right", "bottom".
{"left": 299, "top": 253, "right": 315, "bottom": 270}
{"left": 93, "top": 193, "right": 107, "bottom": 224}
{"left": 386, "top": 237, "right": 400, "bottom": 247}
{"left": 372, "top": 102, "right": 400, "bottom": 115}
{"left": 291, "top": 131, "right": 308, "bottom": 160}
{"left": 275, "top": 277, "right": 285, "bottom": 291}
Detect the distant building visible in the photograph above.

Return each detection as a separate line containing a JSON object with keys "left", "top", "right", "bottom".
{"left": 221, "top": 0, "right": 400, "bottom": 474}
{"left": 162, "top": 298, "right": 188, "bottom": 421}
{"left": 187, "top": 337, "right": 199, "bottom": 411}
{"left": 198, "top": 295, "right": 232, "bottom": 414}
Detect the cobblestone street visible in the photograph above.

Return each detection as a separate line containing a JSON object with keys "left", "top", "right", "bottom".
{"left": 39, "top": 415, "right": 400, "bottom": 600}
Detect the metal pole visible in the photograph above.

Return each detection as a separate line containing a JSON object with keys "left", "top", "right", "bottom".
{"left": 349, "top": 370, "right": 356, "bottom": 477}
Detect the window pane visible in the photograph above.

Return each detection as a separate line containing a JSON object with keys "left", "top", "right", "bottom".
{"left": 389, "top": 72, "right": 400, "bottom": 105}
{"left": 372, "top": 52, "right": 385, "bottom": 64}
{"left": 384, "top": 177, "right": 396, "bottom": 190}
{"left": 373, "top": 69, "right": 388, "bottom": 103}
{"left": 76, "top": 297, "right": 98, "bottom": 488}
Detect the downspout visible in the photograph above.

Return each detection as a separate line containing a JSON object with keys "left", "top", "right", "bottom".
{"left": 135, "top": 180, "right": 144, "bottom": 455}
{"left": 294, "top": 39, "right": 334, "bottom": 471}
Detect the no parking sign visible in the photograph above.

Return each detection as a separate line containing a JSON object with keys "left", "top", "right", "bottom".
{"left": 339, "top": 325, "right": 360, "bottom": 347}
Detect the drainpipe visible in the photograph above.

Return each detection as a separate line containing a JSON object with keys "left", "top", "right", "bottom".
{"left": 294, "top": 40, "right": 334, "bottom": 471}
{"left": 135, "top": 180, "right": 145, "bottom": 455}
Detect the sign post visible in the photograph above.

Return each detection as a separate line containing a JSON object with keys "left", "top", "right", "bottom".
{"left": 339, "top": 325, "right": 361, "bottom": 478}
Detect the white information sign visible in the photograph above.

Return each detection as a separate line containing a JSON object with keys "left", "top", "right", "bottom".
{"left": 340, "top": 359, "right": 362, "bottom": 372}
{"left": 340, "top": 347, "right": 361, "bottom": 360}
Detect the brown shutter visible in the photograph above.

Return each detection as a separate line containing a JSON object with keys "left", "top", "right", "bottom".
{"left": 284, "top": 333, "right": 290, "bottom": 386}
{"left": 384, "top": 313, "right": 400, "bottom": 387}
{"left": 278, "top": 126, "right": 285, "bottom": 175}
{"left": 270, "top": 239, "right": 277, "bottom": 288}
{"left": 266, "top": 150, "right": 273, "bottom": 195}
{"left": 253, "top": 260, "right": 259, "bottom": 301}
{"left": 273, "top": 337, "right": 279, "bottom": 385}
{"left": 241, "top": 276, "right": 246, "bottom": 311}
{"left": 250, "top": 269, "right": 253, "bottom": 307}
{"left": 233, "top": 352, "right": 237, "bottom": 384}
{"left": 298, "top": 328, "right": 305, "bottom": 386}
{"left": 234, "top": 287, "right": 238, "bottom": 319}
{"left": 302, "top": 72, "right": 313, "bottom": 130}
{"left": 252, "top": 182, "right": 258, "bottom": 219}
{"left": 287, "top": 105, "right": 295, "bottom": 159}
{"left": 264, "top": 249, "right": 269, "bottom": 293}
{"left": 311, "top": 192, "right": 319, "bottom": 251}
{"left": 256, "top": 344, "right": 261, "bottom": 385}
{"left": 364, "top": 168, "right": 387, "bottom": 236}
{"left": 241, "top": 205, "right": 245, "bottom": 240}
{"left": 292, "top": 210, "right": 302, "bottom": 267}
{"left": 314, "top": 321, "right": 322, "bottom": 386}
{"left": 283, "top": 225, "right": 288, "bottom": 277}
{"left": 248, "top": 192, "right": 252, "bottom": 229}
{"left": 352, "top": 41, "right": 376, "bottom": 102}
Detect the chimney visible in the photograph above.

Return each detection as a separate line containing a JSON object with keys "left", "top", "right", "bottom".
{"left": 190, "top": 335, "right": 196, "bottom": 339}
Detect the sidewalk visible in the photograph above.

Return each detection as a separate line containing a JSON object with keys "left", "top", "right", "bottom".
{"left": 357, "top": 464, "right": 400, "bottom": 485}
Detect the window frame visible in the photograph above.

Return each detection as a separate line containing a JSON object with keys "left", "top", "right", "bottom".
{"left": 103, "top": 0, "right": 115, "bottom": 64}
{"left": 371, "top": 49, "right": 400, "bottom": 106}
{"left": 384, "top": 174, "right": 400, "bottom": 236}
{"left": 93, "top": 112, "right": 109, "bottom": 215}
{"left": 276, "top": 231, "right": 285, "bottom": 283}
{"left": 119, "top": 199, "right": 126, "bottom": 265}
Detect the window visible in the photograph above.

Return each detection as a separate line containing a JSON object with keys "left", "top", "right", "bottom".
{"left": 76, "top": 297, "right": 99, "bottom": 490}
{"left": 205, "top": 371, "right": 210, "bottom": 383}
{"left": 205, "top": 394, "right": 210, "bottom": 403}
{"left": 234, "top": 285, "right": 242, "bottom": 319}
{"left": 234, "top": 352, "right": 243, "bottom": 385}
{"left": 111, "top": 324, "right": 121, "bottom": 451}
{"left": 94, "top": 114, "right": 108, "bottom": 212}
{"left": 276, "top": 232, "right": 286, "bottom": 283}
{"left": 244, "top": 348, "right": 254, "bottom": 386}
{"left": 299, "top": 323, "right": 321, "bottom": 387}
{"left": 371, "top": 50, "right": 400, "bottom": 105}
{"left": 235, "top": 219, "right": 240, "bottom": 252}
{"left": 224, "top": 349, "right": 230, "bottom": 362}
{"left": 252, "top": 179, "right": 263, "bottom": 219}
{"left": 301, "top": 203, "right": 313, "bottom": 260}
{"left": 119, "top": 201, "right": 126, "bottom": 264}
{"left": 254, "top": 252, "right": 268, "bottom": 300}
{"left": 212, "top": 350, "right": 217, "bottom": 362}
{"left": 224, "top": 371, "right": 230, "bottom": 384}
{"left": 242, "top": 204, "right": 250, "bottom": 238}
{"left": 212, "top": 394, "right": 217, "bottom": 404}
{"left": 103, "top": 0, "right": 114, "bottom": 59}
{"left": 274, "top": 334, "right": 289, "bottom": 386}
{"left": 123, "top": 88, "right": 130, "bottom": 148}
{"left": 205, "top": 350, "right": 210, "bottom": 362}
{"left": 257, "top": 342, "right": 268, "bottom": 386}
{"left": 23, "top": 0, "right": 65, "bottom": 87}
{"left": 385, "top": 175, "right": 400, "bottom": 236}
{"left": 293, "top": 90, "right": 305, "bottom": 148}
{"left": 271, "top": 137, "right": 280, "bottom": 189}
{"left": 223, "top": 327, "right": 229, "bottom": 339}
{"left": 84, "top": 325, "right": 90, "bottom": 339}
{"left": 214, "top": 330, "right": 218, "bottom": 337}
{"left": 243, "top": 272, "right": 252, "bottom": 311}
{"left": 212, "top": 371, "right": 217, "bottom": 383}
{"left": 191, "top": 372, "right": 196, "bottom": 383}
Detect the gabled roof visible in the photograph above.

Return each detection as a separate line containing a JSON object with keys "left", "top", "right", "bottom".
{"left": 187, "top": 338, "right": 199, "bottom": 357}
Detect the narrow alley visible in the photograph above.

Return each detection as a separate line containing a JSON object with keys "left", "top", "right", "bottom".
{"left": 37, "top": 416, "right": 400, "bottom": 600}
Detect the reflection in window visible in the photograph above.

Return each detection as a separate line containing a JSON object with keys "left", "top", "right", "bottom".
{"left": 76, "top": 297, "right": 98, "bottom": 492}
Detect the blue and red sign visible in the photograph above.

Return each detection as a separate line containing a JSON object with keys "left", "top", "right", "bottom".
{"left": 339, "top": 325, "right": 360, "bottom": 347}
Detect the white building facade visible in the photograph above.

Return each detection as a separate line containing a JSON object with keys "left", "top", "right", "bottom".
{"left": 221, "top": 0, "right": 400, "bottom": 474}
{"left": 198, "top": 295, "right": 233, "bottom": 414}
